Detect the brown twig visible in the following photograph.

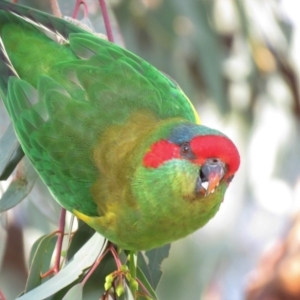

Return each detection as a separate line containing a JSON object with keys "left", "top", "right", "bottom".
{"left": 81, "top": 242, "right": 122, "bottom": 286}
{"left": 40, "top": 209, "right": 66, "bottom": 278}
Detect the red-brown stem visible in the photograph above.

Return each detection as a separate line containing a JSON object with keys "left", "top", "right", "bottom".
{"left": 40, "top": 209, "right": 66, "bottom": 278}
{"left": 81, "top": 243, "right": 121, "bottom": 286}
{"left": 72, "top": 0, "right": 89, "bottom": 19}
{"left": 53, "top": 208, "right": 66, "bottom": 273}
{"left": 109, "top": 244, "right": 122, "bottom": 269}
{"left": 98, "top": 0, "right": 114, "bottom": 42}
{"left": 81, "top": 247, "right": 109, "bottom": 286}
{"left": 136, "top": 277, "right": 153, "bottom": 299}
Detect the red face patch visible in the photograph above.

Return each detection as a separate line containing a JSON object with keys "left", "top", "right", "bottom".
{"left": 143, "top": 135, "right": 240, "bottom": 179}
{"left": 143, "top": 140, "right": 180, "bottom": 169}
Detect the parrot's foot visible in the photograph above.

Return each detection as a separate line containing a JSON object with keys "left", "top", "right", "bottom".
{"left": 40, "top": 209, "right": 67, "bottom": 279}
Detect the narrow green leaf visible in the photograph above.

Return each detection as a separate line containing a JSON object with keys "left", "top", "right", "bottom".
{"left": 0, "top": 157, "right": 38, "bottom": 212}
{"left": 138, "top": 244, "right": 171, "bottom": 290}
{"left": 62, "top": 283, "right": 83, "bottom": 300}
{"left": 136, "top": 266, "right": 158, "bottom": 300}
{"left": 16, "top": 233, "right": 106, "bottom": 300}
{"left": 0, "top": 123, "right": 24, "bottom": 180}
{"left": 25, "top": 233, "right": 57, "bottom": 293}
{"left": 67, "top": 221, "right": 95, "bottom": 260}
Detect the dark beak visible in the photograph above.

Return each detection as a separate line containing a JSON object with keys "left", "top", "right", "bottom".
{"left": 196, "top": 159, "right": 226, "bottom": 196}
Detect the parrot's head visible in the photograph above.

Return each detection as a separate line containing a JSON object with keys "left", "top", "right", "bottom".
{"left": 130, "top": 120, "right": 240, "bottom": 244}
{"left": 139, "top": 121, "right": 240, "bottom": 199}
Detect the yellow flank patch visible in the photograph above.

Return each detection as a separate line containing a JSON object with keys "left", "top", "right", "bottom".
{"left": 73, "top": 209, "right": 95, "bottom": 224}
{"left": 73, "top": 209, "right": 117, "bottom": 233}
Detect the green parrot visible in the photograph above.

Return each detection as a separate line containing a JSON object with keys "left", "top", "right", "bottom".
{"left": 0, "top": 1, "right": 240, "bottom": 251}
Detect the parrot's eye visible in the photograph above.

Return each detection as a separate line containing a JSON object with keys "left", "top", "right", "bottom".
{"left": 180, "top": 143, "right": 190, "bottom": 154}
{"left": 180, "top": 142, "right": 194, "bottom": 159}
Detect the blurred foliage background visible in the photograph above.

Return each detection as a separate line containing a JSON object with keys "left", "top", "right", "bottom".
{"left": 1, "top": 0, "right": 300, "bottom": 299}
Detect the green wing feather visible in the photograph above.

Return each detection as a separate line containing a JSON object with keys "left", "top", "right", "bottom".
{"left": 0, "top": 0, "right": 199, "bottom": 217}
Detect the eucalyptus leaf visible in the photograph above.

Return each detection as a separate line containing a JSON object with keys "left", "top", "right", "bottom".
{"left": 138, "top": 244, "right": 171, "bottom": 290}
{"left": 25, "top": 233, "right": 57, "bottom": 293}
{"left": 16, "top": 233, "right": 106, "bottom": 300}
{"left": 0, "top": 123, "right": 24, "bottom": 180}
{"left": 0, "top": 157, "right": 38, "bottom": 212}
{"left": 67, "top": 221, "right": 95, "bottom": 260}
{"left": 61, "top": 283, "right": 83, "bottom": 300}
{"left": 136, "top": 266, "right": 158, "bottom": 300}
